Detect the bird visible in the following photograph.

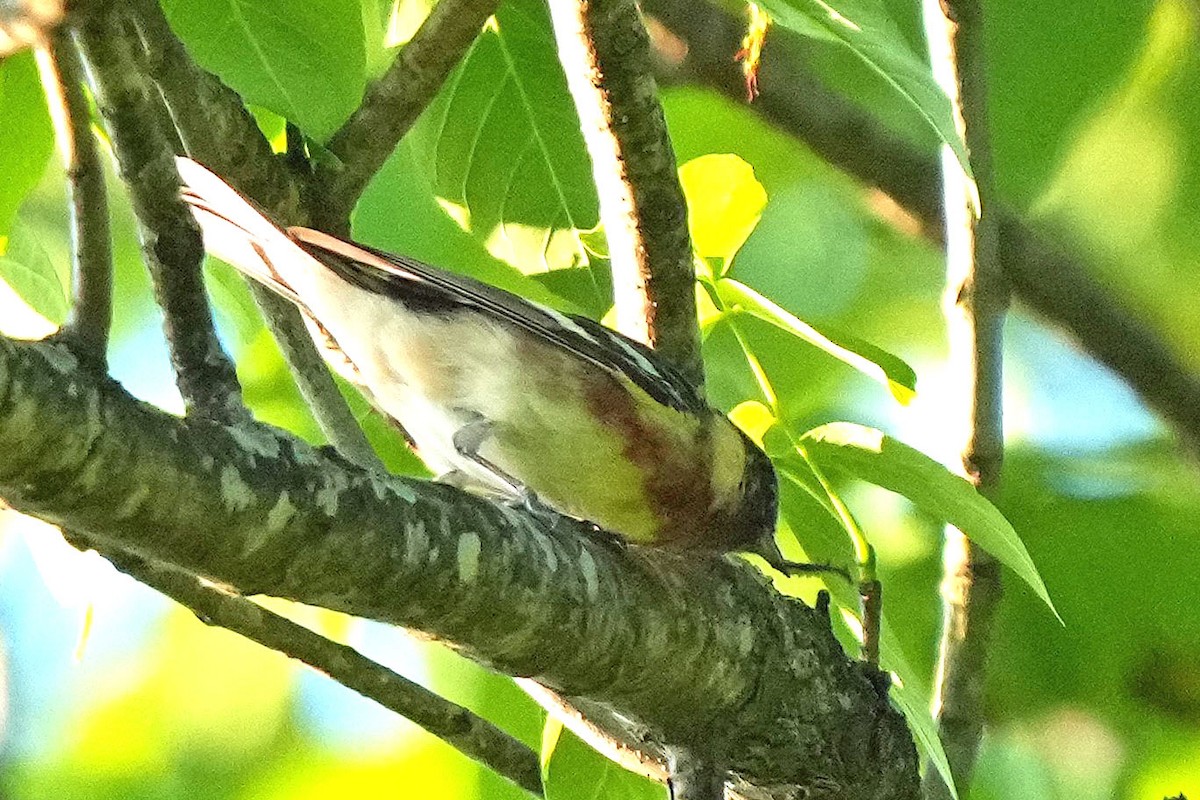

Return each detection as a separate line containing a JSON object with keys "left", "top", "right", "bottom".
{"left": 176, "top": 157, "right": 778, "bottom": 555}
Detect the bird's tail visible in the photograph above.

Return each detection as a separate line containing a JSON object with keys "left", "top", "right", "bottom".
{"left": 175, "top": 157, "right": 314, "bottom": 308}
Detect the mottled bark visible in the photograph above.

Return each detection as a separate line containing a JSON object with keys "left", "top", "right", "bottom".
{"left": 0, "top": 335, "right": 918, "bottom": 800}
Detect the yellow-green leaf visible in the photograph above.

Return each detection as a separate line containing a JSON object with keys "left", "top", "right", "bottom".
{"left": 801, "top": 422, "right": 1060, "bottom": 621}
{"left": 679, "top": 153, "right": 768, "bottom": 266}
{"left": 717, "top": 277, "right": 917, "bottom": 403}
{"left": 729, "top": 399, "right": 777, "bottom": 448}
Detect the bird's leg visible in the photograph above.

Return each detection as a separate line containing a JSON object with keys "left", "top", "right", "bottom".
{"left": 452, "top": 416, "right": 554, "bottom": 517}
{"left": 451, "top": 417, "right": 521, "bottom": 490}
{"left": 744, "top": 538, "right": 855, "bottom": 583}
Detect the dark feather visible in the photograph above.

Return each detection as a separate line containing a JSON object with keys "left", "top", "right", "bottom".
{"left": 294, "top": 232, "right": 707, "bottom": 414}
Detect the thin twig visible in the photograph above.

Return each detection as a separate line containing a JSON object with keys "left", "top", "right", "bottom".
{"left": 546, "top": 3, "right": 711, "bottom": 788}
{"left": 250, "top": 288, "right": 384, "bottom": 470}
{"left": 860, "top": 578, "right": 882, "bottom": 666}
{"left": 923, "top": 1, "right": 1005, "bottom": 796}
{"left": 313, "top": 0, "right": 499, "bottom": 232}
{"left": 642, "top": 0, "right": 1200, "bottom": 454}
{"left": 549, "top": 0, "right": 703, "bottom": 384}
{"left": 63, "top": 534, "right": 544, "bottom": 799}
{"left": 36, "top": 29, "right": 112, "bottom": 368}
{"left": 74, "top": 12, "right": 246, "bottom": 422}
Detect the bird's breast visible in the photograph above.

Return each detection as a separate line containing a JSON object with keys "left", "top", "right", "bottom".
{"left": 320, "top": 302, "right": 733, "bottom": 544}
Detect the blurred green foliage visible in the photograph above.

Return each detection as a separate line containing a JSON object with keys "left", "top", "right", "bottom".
{"left": 1, "top": 0, "right": 1199, "bottom": 797}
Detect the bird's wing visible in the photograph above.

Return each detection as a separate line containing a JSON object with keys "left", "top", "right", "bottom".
{"left": 290, "top": 228, "right": 708, "bottom": 414}
{"left": 176, "top": 156, "right": 706, "bottom": 414}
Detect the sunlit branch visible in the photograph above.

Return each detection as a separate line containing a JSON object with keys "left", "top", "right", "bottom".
{"left": 922, "top": 1, "right": 1006, "bottom": 796}
{"left": 642, "top": 0, "right": 1200, "bottom": 455}
{"left": 549, "top": 0, "right": 703, "bottom": 385}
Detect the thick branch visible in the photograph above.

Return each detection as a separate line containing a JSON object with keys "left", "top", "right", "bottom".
{"left": 924, "top": 3, "right": 1004, "bottom": 795}
{"left": 642, "top": 0, "right": 1200, "bottom": 453}
{"left": 82, "top": 541, "right": 542, "bottom": 797}
{"left": 0, "top": 335, "right": 919, "bottom": 800}
{"left": 550, "top": 0, "right": 703, "bottom": 384}
{"left": 313, "top": 0, "right": 499, "bottom": 231}
{"left": 74, "top": 12, "right": 245, "bottom": 421}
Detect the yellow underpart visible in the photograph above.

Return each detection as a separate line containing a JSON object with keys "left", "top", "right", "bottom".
{"left": 486, "top": 367, "right": 671, "bottom": 543}
{"left": 709, "top": 415, "right": 748, "bottom": 507}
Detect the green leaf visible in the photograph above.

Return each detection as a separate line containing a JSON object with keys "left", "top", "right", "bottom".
{"left": 878, "top": 626, "right": 958, "bottom": 799}
{"left": 160, "top": 0, "right": 366, "bottom": 141}
{"left": 756, "top": 0, "right": 970, "bottom": 174}
{"left": 409, "top": 0, "right": 600, "bottom": 276}
{"left": 542, "top": 719, "right": 664, "bottom": 800}
{"left": 0, "top": 213, "right": 69, "bottom": 325}
{"left": 773, "top": 483, "right": 959, "bottom": 797}
{"left": 361, "top": 0, "right": 399, "bottom": 77}
{"left": 716, "top": 277, "right": 917, "bottom": 403}
{"left": 728, "top": 399, "right": 777, "bottom": 449}
{"left": 0, "top": 52, "right": 54, "bottom": 239}
{"left": 678, "top": 153, "right": 768, "bottom": 266}
{"left": 801, "top": 422, "right": 1060, "bottom": 620}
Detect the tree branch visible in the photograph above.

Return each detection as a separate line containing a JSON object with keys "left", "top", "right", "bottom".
{"left": 246, "top": 289, "right": 384, "bottom": 470}
{"left": 923, "top": 3, "right": 1004, "bottom": 795}
{"left": 312, "top": 0, "right": 499, "bottom": 232}
{"left": 126, "top": 0, "right": 300, "bottom": 221}
{"left": 667, "top": 746, "right": 726, "bottom": 800}
{"left": 0, "top": 334, "right": 920, "bottom": 800}
{"left": 549, "top": 0, "right": 703, "bottom": 383}
{"left": 73, "top": 537, "right": 543, "bottom": 797}
{"left": 642, "top": 0, "right": 1200, "bottom": 454}
{"left": 73, "top": 9, "right": 245, "bottom": 422}
{"left": 517, "top": 681, "right": 668, "bottom": 781}
{"left": 36, "top": 29, "right": 112, "bottom": 369}
{"left": 126, "top": 0, "right": 381, "bottom": 468}
{"left": 0, "top": 0, "right": 63, "bottom": 56}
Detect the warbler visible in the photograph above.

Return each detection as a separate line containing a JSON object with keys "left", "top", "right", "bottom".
{"left": 177, "top": 158, "right": 777, "bottom": 553}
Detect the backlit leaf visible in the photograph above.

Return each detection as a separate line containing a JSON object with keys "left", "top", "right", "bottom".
{"left": 801, "top": 422, "right": 1060, "bottom": 620}
{"left": 410, "top": 0, "right": 599, "bottom": 275}
{"left": 161, "top": 0, "right": 366, "bottom": 141}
